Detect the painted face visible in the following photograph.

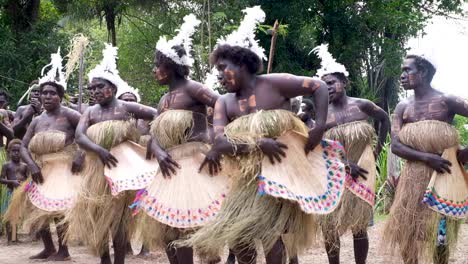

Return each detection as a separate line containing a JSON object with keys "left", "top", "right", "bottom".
{"left": 118, "top": 92, "right": 137, "bottom": 102}
{"left": 9, "top": 144, "right": 21, "bottom": 162}
{"left": 216, "top": 59, "right": 242, "bottom": 93}
{"left": 322, "top": 74, "right": 345, "bottom": 103}
{"left": 88, "top": 78, "right": 116, "bottom": 105}
{"left": 400, "top": 58, "right": 422, "bottom": 90}
{"left": 40, "top": 84, "right": 62, "bottom": 111}
{"left": 152, "top": 57, "right": 171, "bottom": 85}
{"left": 0, "top": 95, "right": 7, "bottom": 109}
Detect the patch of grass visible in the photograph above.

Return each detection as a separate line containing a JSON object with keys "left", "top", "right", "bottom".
{"left": 374, "top": 214, "right": 388, "bottom": 222}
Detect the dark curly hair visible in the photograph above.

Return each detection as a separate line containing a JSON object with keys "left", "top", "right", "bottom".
{"left": 405, "top": 55, "right": 436, "bottom": 83}
{"left": 0, "top": 89, "right": 9, "bottom": 100}
{"left": 155, "top": 45, "right": 190, "bottom": 78}
{"left": 324, "top": 72, "right": 348, "bottom": 85}
{"left": 39, "top": 82, "right": 65, "bottom": 99}
{"left": 210, "top": 44, "right": 263, "bottom": 74}
{"left": 7, "top": 138, "right": 22, "bottom": 151}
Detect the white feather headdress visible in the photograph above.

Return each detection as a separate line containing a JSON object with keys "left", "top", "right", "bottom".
{"left": 311, "top": 44, "right": 349, "bottom": 78}
{"left": 116, "top": 82, "right": 141, "bottom": 102}
{"left": 204, "top": 67, "right": 221, "bottom": 92}
{"left": 217, "top": 6, "right": 267, "bottom": 61}
{"left": 156, "top": 14, "right": 201, "bottom": 67}
{"left": 88, "top": 43, "right": 126, "bottom": 88}
{"left": 39, "top": 48, "right": 67, "bottom": 90}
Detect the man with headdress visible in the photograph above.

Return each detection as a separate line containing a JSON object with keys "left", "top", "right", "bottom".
{"left": 13, "top": 81, "right": 42, "bottom": 139}
{"left": 311, "top": 44, "right": 390, "bottom": 264}
{"left": 182, "top": 6, "right": 346, "bottom": 264}
{"left": 65, "top": 43, "right": 159, "bottom": 264}
{"left": 5, "top": 49, "right": 83, "bottom": 261}
{"left": 383, "top": 54, "right": 467, "bottom": 264}
{"left": 131, "top": 14, "right": 225, "bottom": 264}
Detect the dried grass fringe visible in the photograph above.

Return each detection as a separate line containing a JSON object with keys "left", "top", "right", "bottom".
{"left": 180, "top": 110, "right": 317, "bottom": 257}
{"left": 383, "top": 120, "right": 461, "bottom": 263}
{"left": 150, "top": 110, "right": 194, "bottom": 149}
{"left": 64, "top": 120, "right": 139, "bottom": 256}
{"left": 5, "top": 141, "right": 76, "bottom": 234}
{"left": 321, "top": 121, "right": 375, "bottom": 236}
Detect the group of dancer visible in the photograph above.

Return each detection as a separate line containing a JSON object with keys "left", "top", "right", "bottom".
{"left": 0, "top": 5, "right": 467, "bottom": 264}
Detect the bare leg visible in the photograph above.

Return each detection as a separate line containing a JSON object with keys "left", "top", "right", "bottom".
{"left": 165, "top": 244, "right": 179, "bottom": 264}
{"left": 434, "top": 245, "right": 449, "bottom": 264}
{"left": 137, "top": 243, "right": 150, "bottom": 257}
{"left": 233, "top": 243, "right": 257, "bottom": 264}
{"left": 46, "top": 218, "right": 71, "bottom": 261}
{"left": 112, "top": 222, "right": 127, "bottom": 264}
{"left": 352, "top": 231, "right": 368, "bottom": 264}
{"left": 289, "top": 256, "right": 299, "bottom": 264}
{"left": 6, "top": 222, "right": 12, "bottom": 244}
{"left": 176, "top": 246, "right": 194, "bottom": 264}
{"left": 226, "top": 249, "right": 236, "bottom": 264}
{"left": 29, "top": 225, "right": 56, "bottom": 259}
{"left": 265, "top": 238, "right": 286, "bottom": 264}
{"left": 324, "top": 230, "right": 340, "bottom": 264}
{"left": 100, "top": 250, "right": 112, "bottom": 264}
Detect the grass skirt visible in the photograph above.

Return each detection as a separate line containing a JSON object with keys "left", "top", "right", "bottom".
{"left": 383, "top": 120, "right": 462, "bottom": 263}
{"left": 0, "top": 148, "right": 8, "bottom": 223}
{"left": 5, "top": 131, "right": 80, "bottom": 233}
{"left": 134, "top": 110, "right": 230, "bottom": 253}
{"left": 64, "top": 120, "right": 139, "bottom": 255}
{"left": 321, "top": 121, "right": 376, "bottom": 236}
{"left": 182, "top": 110, "right": 345, "bottom": 257}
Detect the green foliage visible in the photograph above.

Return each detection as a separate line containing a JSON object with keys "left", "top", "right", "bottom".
{"left": 0, "top": 0, "right": 465, "bottom": 109}
{"left": 453, "top": 115, "right": 468, "bottom": 146}
{"left": 0, "top": 0, "right": 68, "bottom": 110}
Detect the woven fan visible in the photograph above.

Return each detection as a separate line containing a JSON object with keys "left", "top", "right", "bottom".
{"left": 259, "top": 130, "right": 346, "bottom": 214}
{"left": 105, "top": 141, "right": 157, "bottom": 196}
{"left": 28, "top": 154, "right": 82, "bottom": 212}
{"left": 137, "top": 142, "right": 230, "bottom": 228}
{"left": 345, "top": 144, "right": 377, "bottom": 206}
{"left": 423, "top": 146, "right": 468, "bottom": 219}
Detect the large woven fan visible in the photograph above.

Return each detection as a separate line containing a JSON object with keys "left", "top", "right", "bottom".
{"left": 28, "top": 154, "right": 82, "bottom": 212}
{"left": 345, "top": 144, "right": 377, "bottom": 206}
{"left": 423, "top": 146, "right": 468, "bottom": 219}
{"left": 105, "top": 141, "right": 157, "bottom": 196}
{"left": 259, "top": 130, "right": 346, "bottom": 214}
{"left": 138, "top": 142, "right": 230, "bottom": 228}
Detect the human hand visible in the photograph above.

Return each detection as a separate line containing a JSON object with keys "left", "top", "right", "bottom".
{"left": 423, "top": 153, "right": 452, "bottom": 174}
{"left": 305, "top": 126, "right": 325, "bottom": 154}
{"left": 71, "top": 151, "right": 85, "bottom": 174}
{"left": 31, "top": 164, "right": 43, "bottom": 184}
{"left": 259, "top": 138, "right": 288, "bottom": 164}
{"left": 346, "top": 161, "right": 368, "bottom": 180}
{"left": 199, "top": 148, "right": 222, "bottom": 175}
{"left": 96, "top": 147, "right": 118, "bottom": 169}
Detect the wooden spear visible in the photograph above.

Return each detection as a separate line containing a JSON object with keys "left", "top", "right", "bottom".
{"left": 267, "top": 20, "right": 280, "bottom": 74}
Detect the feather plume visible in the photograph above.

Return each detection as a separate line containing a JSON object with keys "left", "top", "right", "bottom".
{"left": 88, "top": 43, "right": 126, "bottom": 88}
{"left": 217, "top": 6, "right": 266, "bottom": 61}
{"left": 311, "top": 44, "right": 349, "bottom": 78}
{"left": 39, "top": 48, "right": 67, "bottom": 90}
{"left": 156, "top": 14, "right": 201, "bottom": 66}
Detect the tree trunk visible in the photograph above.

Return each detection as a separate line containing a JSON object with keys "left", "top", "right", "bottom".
{"left": 105, "top": 5, "right": 117, "bottom": 46}
{"left": 5, "top": 0, "right": 41, "bottom": 33}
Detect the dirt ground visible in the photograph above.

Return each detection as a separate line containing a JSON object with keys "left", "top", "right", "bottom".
{"left": 0, "top": 220, "right": 467, "bottom": 264}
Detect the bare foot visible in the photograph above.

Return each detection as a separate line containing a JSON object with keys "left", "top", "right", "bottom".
{"left": 29, "top": 248, "right": 57, "bottom": 259}
{"left": 47, "top": 253, "right": 71, "bottom": 261}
